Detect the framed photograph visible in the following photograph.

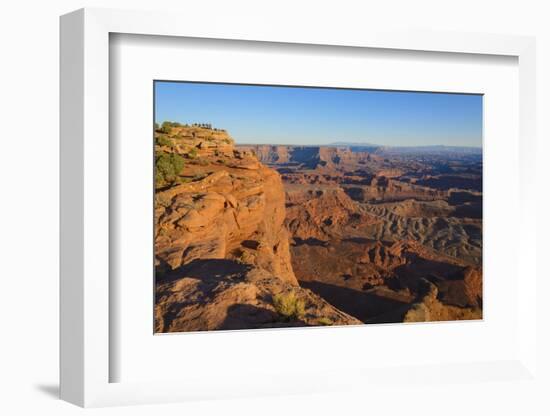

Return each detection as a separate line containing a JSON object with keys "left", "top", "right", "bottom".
{"left": 60, "top": 8, "right": 538, "bottom": 407}
{"left": 152, "top": 81, "right": 483, "bottom": 333}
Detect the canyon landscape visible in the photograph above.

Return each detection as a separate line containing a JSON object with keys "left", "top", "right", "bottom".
{"left": 154, "top": 123, "right": 482, "bottom": 332}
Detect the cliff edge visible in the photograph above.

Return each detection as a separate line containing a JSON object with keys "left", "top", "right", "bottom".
{"left": 154, "top": 124, "right": 361, "bottom": 331}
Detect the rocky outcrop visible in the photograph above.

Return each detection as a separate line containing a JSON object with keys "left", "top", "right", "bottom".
{"left": 358, "top": 241, "right": 406, "bottom": 270}
{"left": 403, "top": 279, "right": 482, "bottom": 323}
{"left": 343, "top": 177, "right": 446, "bottom": 203}
{"left": 155, "top": 128, "right": 296, "bottom": 286}
{"left": 158, "top": 125, "right": 235, "bottom": 157}
{"left": 155, "top": 264, "right": 361, "bottom": 332}
{"left": 463, "top": 267, "right": 483, "bottom": 306}
{"left": 284, "top": 185, "right": 378, "bottom": 241}
{"left": 244, "top": 145, "right": 291, "bottom": 164}
{"left": 154, "top": 125, "right": 363, "bottom": 332}
{"left": 239, "top": 144, "right": 382, "bottom": 170}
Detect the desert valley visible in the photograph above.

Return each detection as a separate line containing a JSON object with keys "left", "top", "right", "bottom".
{"left": 154, "top": 123, "right": 482, "bottom": 332}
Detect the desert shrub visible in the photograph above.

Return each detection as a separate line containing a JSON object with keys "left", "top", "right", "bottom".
{"left": 155, "top": 135, "right": 172, "bottom": 147}
{"left": 318, "top": 317, "right": 333, "bottom": 326}
{"left": 273, "top": 292, "right": 306, "bottom": 321}
{"left": 155, "top": 152, "right": 185, "bottom": 187}
{"left": 187, "top": 147, "right": 198, "bottom": 159}
{"left": 236, "top": 250, "right": 254, "bottom": 265}
{"left": 159, "top": 121, "right": 184, "bottom": 134}
{"left": 162, "top": 121, "right": 182, "bottom": 128}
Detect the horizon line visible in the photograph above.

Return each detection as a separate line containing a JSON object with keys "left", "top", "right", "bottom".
{"left": 233, "top": 141, "right": 483, "bottom": 149}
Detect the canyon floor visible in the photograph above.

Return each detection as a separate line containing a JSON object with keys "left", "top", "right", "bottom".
{"left": 154, "top": 125, "right": 482, "bottom": 332}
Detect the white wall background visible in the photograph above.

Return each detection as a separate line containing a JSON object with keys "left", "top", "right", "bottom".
{"left": 0, "top": 1, "right": 548, "bottom": 415}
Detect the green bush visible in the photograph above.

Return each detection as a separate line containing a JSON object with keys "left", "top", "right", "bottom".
{"left": 162, "top": 121, "right": 182, "bottom": 128}
{"left": 318, "top": 317, "right": 333, "bottom": 326}
{"left": 158, "top": 121, "right": 184, "bottom": 134}
{"left": 273, "top": 292, "right": 306, "bottom": 321}
{"left": 155, "top": 135, "right": 172, "bottom": 147}
{"left": 236, "top": 250, "right": 254, "bottom": 265}
{"left": 187, "top": 147, "right": 198, "bottom": 159}
{"left": 155, "top": 152, "right": 185, "bottom": 187}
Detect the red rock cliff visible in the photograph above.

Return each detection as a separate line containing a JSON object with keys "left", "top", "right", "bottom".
{"left": 154, "top": 125, "right": 361, "bottom": 332}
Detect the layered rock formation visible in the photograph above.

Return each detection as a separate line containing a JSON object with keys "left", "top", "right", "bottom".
{"left": 361, "top": 199, "right": 482, "bottom": 265}
{"left": 343, "top": 176, "right": 446, "bottom": 203}
{"left": 403, "top": 278, "right": 482, "bottom": 323}
{"left": 155, "top": 161, "right": 296, "bottom": 285}
{"left": 285, "top": 185, "right": 378, "bottom": 241}
{"left": 154, "top": 125, "right": 360, "bottom": 331}
{"left": 240, "top": 144, "right": 382, "bottom": 171}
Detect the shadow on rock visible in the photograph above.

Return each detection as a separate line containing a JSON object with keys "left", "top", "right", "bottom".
{"left": 156, "top": 258, "right": 252, "bottom": 283}
{"left": 300, "top": 280, "right": 408, "bottom": 323}
{"left": 219, "top": 303, "right": 279, "bottom": 330}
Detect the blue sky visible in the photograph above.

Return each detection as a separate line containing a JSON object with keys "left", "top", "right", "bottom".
{"left": 155, "top": 81, "right": 482, "bottom": 147}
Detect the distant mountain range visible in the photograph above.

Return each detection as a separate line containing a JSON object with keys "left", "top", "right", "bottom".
{"left": 236, "top": 141, "right": 482, "bottom": 156}
{"left": 328, "top": 142, "right": 482, "bottom": 155}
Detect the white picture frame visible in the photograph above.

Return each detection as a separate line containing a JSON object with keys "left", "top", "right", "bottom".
{"left": 60, "top": 7, "right": 538, "bottom": 407}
